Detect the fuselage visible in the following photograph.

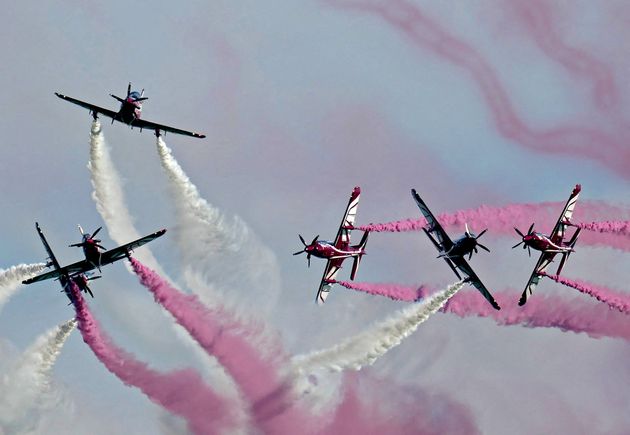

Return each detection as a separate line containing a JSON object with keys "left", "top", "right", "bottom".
{"left": 306, "top": 241, "right": 364, "bottom": 260}
{"left": 116, "top": 92, "right": 143, "bottom": 124}
{"left": 81, "top": 237, "right": 102, "bottom": 265}
{"left": 443, "top": 235, "right": 478, "bottom": 258}
{"left": 523, "top": 232, "right": 572, "bottom": 252}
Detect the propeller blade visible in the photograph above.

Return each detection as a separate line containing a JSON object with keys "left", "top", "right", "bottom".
{"left": 465, "top": 222, "right": 471, "bottom": 237}
{"left": 92, "top": 227, "right": 102, "bottom": 238}
{"left": 96, "top": 244, "right": 106, "bottom": 250}
{"left": 528, "top": 246, "right": 531, "bottom": 257}
{"left": 127, "top": 82, "right": 131, "bottom": 97}
{"left": 307, "top": 253, "right": 311, "bottom": 268}
{"left": 514, "top": 227, "right": 525, "bottom": 238}
{"left": 476, "top": 229, "right": 487, "bottom": 239}
{"left": 311, "top": 235, "right": 319, "bottom": 245}
{"left": 78, "top": 224, "right": 84, "bottom": 235}
{"left": 478, "top": 243, "right": 490, "bottom": 252}
{"left": 528, "top": 223, "right": 535, "bottom": 235}
{"left": 299, "top": 235, "right": 306, "bottom": 246}
{"left": 512, "top": 241, "right": 523, "bottom": 249}
{"left": 293, "top": 250, "right": 305, "bottom": 256}
{"left": 468, "top": 251, "right": 473, "bottom": 260}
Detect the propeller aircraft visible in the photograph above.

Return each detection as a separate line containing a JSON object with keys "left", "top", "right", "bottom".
{"left": 55, "top": 83, "right": 206, "bottom": 139}
{"left": 294, "top": 187, "right": 369, "bottom": 305}
{"left": 514, "top": 184, "right": 582, "bottom": 306}
{"left": 23, "top": 222, "right": 166, "bottom": 302}
{"left": 411, "top": 189, "right": 500, "bottom": 310}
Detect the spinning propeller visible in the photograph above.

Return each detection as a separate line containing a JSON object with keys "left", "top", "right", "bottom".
{"left": 464, "top": 223, "right": 490, "bottom": 260}
{"left": 293, "top": 234, "right": 319, "bottom": 267}
{"left": 69, "top": 225, "right": 106, "bottom": 250}
{"left": 512, "top": 223, "right": 535, "bottom": 257}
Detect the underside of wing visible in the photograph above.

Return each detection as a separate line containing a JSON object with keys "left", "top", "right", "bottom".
{"left": 411, "top": 189, "right": 453, "bottom": 251}
{"left": 519, "top": 252, "right": 556, "bottom": 305}
{"left": 334, "top": 187, "right": 361, "bottom": 249}
{"left": 100, "top": 229, "right": 166, "bottom": 266}
{"left": 131, "top": 118, "right": 206, "bottom": 139}
{"left": 55, "top": 93, "right": 119, "bottom": 120}
{"left": 451, "top": 256, "right": 501, "bottom": 310}
{"left": 22, "top": 259, "right": 94, "bottom": 284}
{"left": 316, "top": 258, "right": 344, "bottom": 305}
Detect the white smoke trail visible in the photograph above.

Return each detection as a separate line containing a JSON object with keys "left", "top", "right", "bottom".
{"left": 155, "top": 137, "right": 281, "bottom": 314}
{"left": 0, "top": 319, "right": 76, "bottom": 433}
{"left": 0, "top": 263, "right": 46, "bottom": 311}
{"left": 87, "top": 120, "right": 166, "bottom": 275}
{"left": 292, "top": 281, "right": 464, "bottom": 375}
{"left": 87, "top": 123, "right": 250, "bottom": 433}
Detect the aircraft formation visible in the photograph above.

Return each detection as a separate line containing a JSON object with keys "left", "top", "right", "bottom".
{"left": 294, "top": 184, "right": 584, "bottom": 311}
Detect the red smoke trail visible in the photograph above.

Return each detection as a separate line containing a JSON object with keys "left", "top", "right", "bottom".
{"left": 509, "top": 0, "right": 617, "bottom": 110}
{"left": 326, "top": 0, "right": 630, "bottom": 178}
{"left": 444, "top": 289, "right": 630, "bottom": 341}
{"left": 575, "top": 220, "right": 630, "bottom": 238}
{"left": 69, "top": 282, "right": 234, "bottom": 435}
{"left": 332, "top": 279, "right": 428, "bottom": 302}
{"left": 538, "top": 271, "right": 630, "bottom": 315}
{"left": 130, "top": 258, "right": 316, "bottom": 435}
{"left": 357, "top": 201, "right": 630, "bottom": 251}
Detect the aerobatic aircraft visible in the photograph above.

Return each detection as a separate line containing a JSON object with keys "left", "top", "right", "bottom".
{"left": 23, "top": 222, "right": 166, "bottom": 302}
{"left": 293, "top": 187, "right": 369, "bottom": 305}
{"left": 55, "top": 83, "right": 206, "bottom": 138}
{"left": 514, "top": 184, "right": 582, "bottom": 306}
{"left": 411, "top": 189, "right": 501, "bottom": 310}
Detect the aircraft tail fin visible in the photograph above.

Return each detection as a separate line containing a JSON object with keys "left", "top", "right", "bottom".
{"left": 350, "top": 231, "right": 369, "bottom": 280}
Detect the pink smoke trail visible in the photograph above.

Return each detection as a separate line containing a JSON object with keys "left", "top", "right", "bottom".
{"left": 443, "top": 289, "right": 630, "bottom": 341}
{"left": 357, "top": 201, "right": 630, "bottom": 251}
{"left": 332, "top": 280, "right": 428, "bottom": 302}
{"left": 575, "top": 220, "right": 630, "bottom": 238}
{"left": 538, "top": 272, "right": 630, "bottom": 315}
{"left": 326, "top": 0, "right": 630, "bottom": 178}
{"left": 509, "top": 0, "right": 617, "bottom": 110}
{"left": 129, "top": 258, "right": 316, "bottom": 435}
{"left": 69, "top": 282, "right": 234, "bottom": 435}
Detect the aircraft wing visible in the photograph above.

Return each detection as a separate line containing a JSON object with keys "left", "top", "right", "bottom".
{"left": 411, "top": 189, "right": 454, "bottom": 252}
{"left": 98, "top": 229, "right": 167, "bottom": 266}
{"left": 550, "top": 184, "right": 581, "bottom": 244}
{"left": 518, "top": 251, "right": 557, "bottom": 306}
{"left": 450, "top": 256, "right": 501, "bottom": 310}
{"left": 333, "top": 187, "right": 361, "bottom": 250}
{"left": 35, "top": 223, "right": 60, "bottom": 270}
{"left": 23, "top": 259, "right": 95, "bottom": 284}
{"left": 55, "top": 93, "right": 119, "bottom": 120}
{"left": 316, "top": 257, "right": 345, "bottom": 305}
{"left": 128, "top": 117, "right": 206, "bottom": 139}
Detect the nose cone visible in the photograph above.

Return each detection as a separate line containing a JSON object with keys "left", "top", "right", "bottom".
{"left": 305, "top": 245, "right": 314, "bottom": 252}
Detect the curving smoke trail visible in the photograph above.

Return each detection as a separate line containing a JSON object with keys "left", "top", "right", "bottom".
{"left": 155, "top": 137, "right": 281, "bottom": 314}
{"left": 443, "top": 290, "right": 630, "bottom": 341}
{"left": 0, "top": 319, "right": 76, "bottom": 433}
{"left": 357, "top": 201, "right": 630, "bottom": 251}
{"left": 87, "top": 120, "right": 166, "bottom": 275}
{"left": 293, "top": 281, "right": 464, "bottom": 374}
{"left": 69, "top": 282, "right": 236, "bottom": 435}
{"left": 539, "top": 272, "right": 630, "bottom": 315}
{"left": 332, "top": 279, "right": 426, "bottom": 302}
{"left": 0, "top": 262, "right": 46, "bottom": 311}
{"left": 325, "top": 0, "right": 630, "bottom": 178}
{"left": 130, "top": 258, "right": 315, "bottom": 435}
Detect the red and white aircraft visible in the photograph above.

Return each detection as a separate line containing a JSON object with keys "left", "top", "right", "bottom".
{"left": 294, "top": 187, "right": 369, "bottom": 305}
{"left": 514, "top": 184, "right": 582, "bottom": 306}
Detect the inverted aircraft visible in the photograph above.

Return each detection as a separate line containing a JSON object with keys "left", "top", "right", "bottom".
{"left": 55, "top": 83, "right": 206, "bottom": 138}
{"left": 513, "top": 184, "right": 582, "bottom": 306}
{"left": 294, "top": 187, "right": 369, "bottom": 305}
{"left": 23, "top": 223, "right": 166, "bottom": 302}
{"left": 411, "top": 189, "right": 501, "bottom": 310}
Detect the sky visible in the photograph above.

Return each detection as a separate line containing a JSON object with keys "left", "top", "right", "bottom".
{"left": 1, "top": 1, "right": 629, "bottom": 434}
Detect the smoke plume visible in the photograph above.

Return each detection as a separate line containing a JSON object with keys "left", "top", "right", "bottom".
{"left": 0, "top": 262, "right": 46, "bottom": 311}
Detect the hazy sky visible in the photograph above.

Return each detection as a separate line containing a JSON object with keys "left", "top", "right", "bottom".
{"left": 1, "top": 1, "right": 629, "bottom": 434}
